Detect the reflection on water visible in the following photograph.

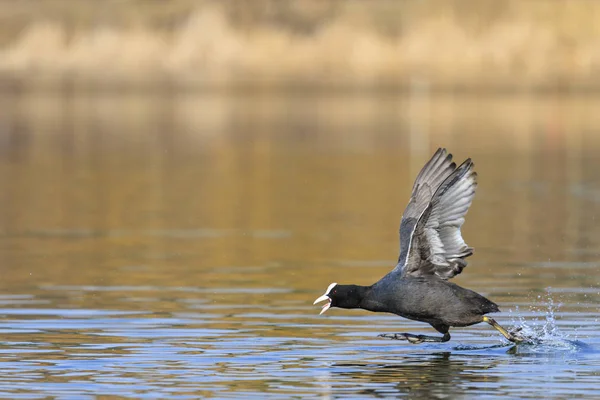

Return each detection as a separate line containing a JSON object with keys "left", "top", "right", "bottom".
{"left": 334, "top": 354, "right": 502, "bottom": 398}
{"left": 0, "top": 86, "right": 599, "bottom": 397}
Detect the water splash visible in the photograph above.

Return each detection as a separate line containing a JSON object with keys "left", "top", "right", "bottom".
{"left": 508, "top": 289, "right": 583, "bottom": 353}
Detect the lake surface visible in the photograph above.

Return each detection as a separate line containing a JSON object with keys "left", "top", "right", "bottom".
{"left": 0, "top": 86, "right": 599, "bottom": 398}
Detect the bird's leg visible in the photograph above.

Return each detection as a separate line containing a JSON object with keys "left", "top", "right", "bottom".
{"left": 482, "top": 316, "right": 523, "bottom": 343}
{"left": 379, "top": 332, "right": 451, "bottom": 344}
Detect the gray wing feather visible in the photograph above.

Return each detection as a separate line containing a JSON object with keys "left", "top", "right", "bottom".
{"left": 403, "top": 158, "right": 477, "bottom": 279}
{"left": 411, "top": 148, "right": 456, "bottom": 193}
{"left": 395, "top": 148, "right": 457, "bottom": 269}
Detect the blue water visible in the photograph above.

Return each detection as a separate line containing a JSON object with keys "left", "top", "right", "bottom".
{"left": 0, "top": 286, "right": 597, "bottom": 398}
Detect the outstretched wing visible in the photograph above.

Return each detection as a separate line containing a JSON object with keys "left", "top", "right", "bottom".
{"left": 399, "top": 158, "right": 477, "bottom": 279}
{"left": 396, "top": 148, "right": 457, "bottom": 270}
{"left": 394, "top": 149, "right": 477, "bottom": 280}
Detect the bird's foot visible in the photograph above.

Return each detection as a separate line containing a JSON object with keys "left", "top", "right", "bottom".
{"left": 379, "top": 332, "right": 450, "bottom": 344}
{"left": 379, "top": 333, "right": 424, "bottom": 344}
{"left": 506, "top": 327, "right": 526, "bottom": 343}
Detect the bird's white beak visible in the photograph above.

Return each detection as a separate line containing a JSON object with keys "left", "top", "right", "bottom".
{"left": 313, "top": 294, "right": 331, "bottom": 315}
{"left": 313, "top": 282, "right": 337, "bottom": 315}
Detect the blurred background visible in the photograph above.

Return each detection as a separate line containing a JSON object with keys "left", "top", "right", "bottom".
{"left": 0, "top": 1, "right": 599, "bottom": 397}
{"left": 2, "top": 0, "right": 600, "bottom": 88}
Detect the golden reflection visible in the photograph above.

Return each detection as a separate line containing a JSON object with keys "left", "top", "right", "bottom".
{"left": 0, "top": 89, "right": 599, "bottom": 308}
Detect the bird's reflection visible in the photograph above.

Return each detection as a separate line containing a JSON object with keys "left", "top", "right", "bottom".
{"left": 332, "top": 352, "right": 503, "bottom": 398}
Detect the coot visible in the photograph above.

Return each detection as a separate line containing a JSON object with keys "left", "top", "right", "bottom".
{"left": 313, "top": 148, "right": 522, "bottom": 343}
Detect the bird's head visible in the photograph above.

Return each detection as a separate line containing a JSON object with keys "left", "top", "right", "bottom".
{"left": 313, "top": 283, "right": 365, "bottom": 313}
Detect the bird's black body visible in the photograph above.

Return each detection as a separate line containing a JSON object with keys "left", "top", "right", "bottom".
{"left": 314, "top": 148, "right": 522, "bottom": 343}
{"left": 332, "top": 277, "right": 499, "bottom": 331}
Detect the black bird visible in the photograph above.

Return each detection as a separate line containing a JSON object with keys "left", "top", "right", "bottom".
{"left": 313, "top": 148, "right": 522, "bottom": 343}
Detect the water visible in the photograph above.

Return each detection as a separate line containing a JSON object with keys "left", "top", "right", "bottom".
{"left": 0, "top": 87, "right": 599, "bottom": 398}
